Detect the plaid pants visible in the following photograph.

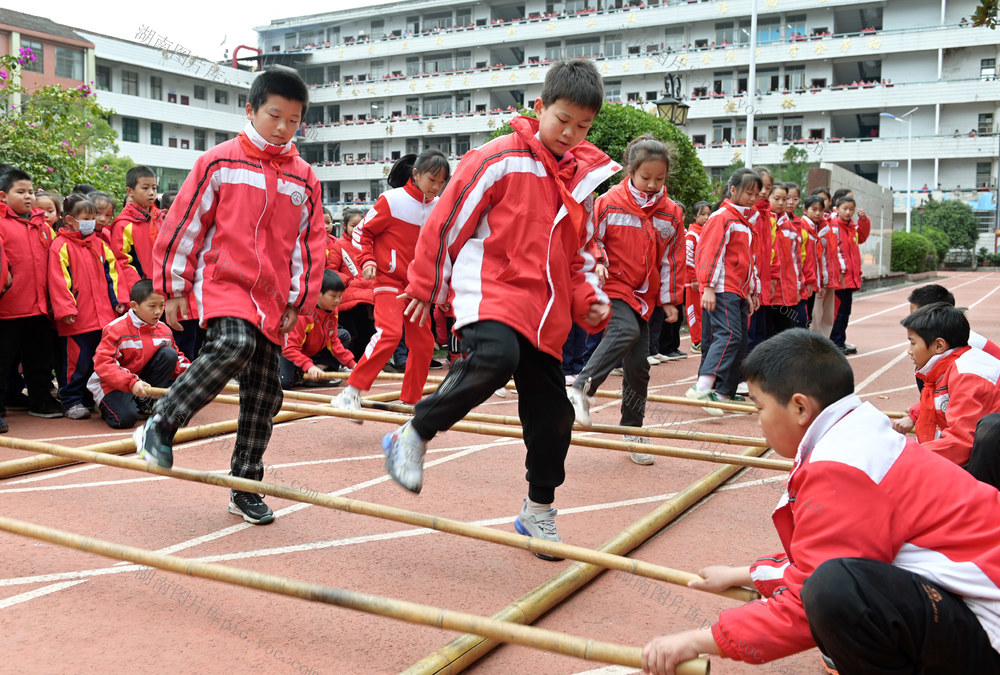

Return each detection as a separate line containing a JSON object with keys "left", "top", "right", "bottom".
{"left": 155, "top": 317, "right": 283, "bottom": 481}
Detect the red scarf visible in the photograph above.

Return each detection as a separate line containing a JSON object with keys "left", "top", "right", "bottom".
{"left": 120, "top": 202, "right": 161, "bottom": 245}
{"left": 914, "top": 347, "right": 967, "bottom": 443}
{"left": 610, "top": 180, "right": 669, "bottom": 243}
{"left": 511, "top": 118, "right": 586, "bottom": 237}
{"left": 58, "top": 229, "right": 105, "bottom": 263}
{"left": 237, "top": 131, "right": 300, "bottom": 175}
{"left": 9, "top": 210, "right": 52, "bottom": 249}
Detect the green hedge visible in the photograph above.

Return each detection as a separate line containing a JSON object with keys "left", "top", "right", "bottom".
{"left": 891, "top": 231, "right": 937, "bottom": 274}
{"left": 922, "top": 226, "right": 950, "bottom": 264}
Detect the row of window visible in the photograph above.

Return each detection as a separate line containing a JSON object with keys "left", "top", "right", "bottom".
{"left": 94, "top": 66, "right": 245, "bottom": 106}
{"left": 17, "top": 39, "right": 84, "bottom": 79}
{"left": 300, "top": 135, "right": 472, "bottom": 164}
{"left": 120, "top": 117, "right": 233, "bottom": 150}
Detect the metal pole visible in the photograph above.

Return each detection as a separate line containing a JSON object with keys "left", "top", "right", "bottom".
{"left": 906, "top": 119, "right": 913, "bottom": 233}
{"left": 745, "top": 0, "right": 759, "bottom": 167}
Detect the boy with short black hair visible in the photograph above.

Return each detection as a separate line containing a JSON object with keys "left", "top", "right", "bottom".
{"left": 111, "top": 165, "right": 161, "bottom": 281}
{"left": 907, "top": 283, "right": 1000, "bottom": 358}
{"left": 280, "top": 270, "right": 355, "bottom": 388}
{"left": 0, "top": 168, "right": 62, "bottom": 427}
{"left": 139, "top": 68, "right": 326, "bottom": 525}
{"left": 641, "top": 328, "right": 1000, "bottom": 674}
{"left": 827, "top": 196, "right": 869, "bottom": 354}
{"left": 890, "top": 302, "right": 1000, "bottom": 488}
{"left": 380, "top": 59, "right": 617, "bottom": 556}
{"left": 90, "top": 280, "right": 190, "bottom": 429}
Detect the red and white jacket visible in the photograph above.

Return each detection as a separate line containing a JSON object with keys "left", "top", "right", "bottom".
{"left": 353, "top": 180, "right": 436, "bottom": 296}
{"left": 684, "top": 220, "right": 703, "bottom": 287}
{"left": 336, "top": 233, "right": 374, "bottom": 312}
{"left": 0, "top": 230, "right": 8, "bottom": 295}
{"left": 753, "top": 200, "right": 774, "bottom": 306}
{"left": 590, "top": 179, "right": 685, "bottom": 319}
{"left": 695, "top": 200, "right": 760, "bottom": 299}
{"left": 283, "top": 306, "right": 357, "bottom": 372}
{"left": 48, "top": 230, "right": 130, "bottom": 337}
{"left": 87, "top": 309, "right": 190, "bottom": 405}
{"left": 815, "top": 217, "right": 846, "bottom": 290}
{"left": 714, "top": 395, "right": 1000, "bottom": 663}
{"left": 798, "top": 215, "right": 821, "bottom": 296}
{"left": 325, "top": 235, "right": 357, "bottom": 283}
{"left": 111, "top": 202, "right": 162, "bottom": 282}
{"left": 405, "top": 115, "right": 619, "bottom": 359}
{"left": 0, "top": 203, "right": 54, "bottom": 319}
{"left": 153, "top": 122, "right": 327, "bottom": 345}
{"left": 906, "top": 346, "right": 1000, "bottom": 466}
{"left": 770, "top": 213, "right": 803, "bottom": 306}
{"left": 971, "top": 329, "right": 1000, "bottom": 360}
{"left": 832, "top": 216, "right": 870, "bottom": 290}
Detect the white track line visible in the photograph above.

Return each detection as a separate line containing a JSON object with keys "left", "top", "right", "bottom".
{"left": 969, "top": 281, "right": 1000, "bottom": 310}
{"left": 0, "top": 580, "right": 89, "bottom": 609}
{"left": 854, "top": 352, "right": 910, "bottom": 393}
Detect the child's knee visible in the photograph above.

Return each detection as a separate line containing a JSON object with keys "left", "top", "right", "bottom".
{"left": 212, "top": 331, "right": 257, "bottom": 364}
{"left": 802, "top": 559, "right": 853, "bottom": 628}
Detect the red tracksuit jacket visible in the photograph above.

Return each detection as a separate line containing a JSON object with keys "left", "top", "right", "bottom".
{"left": 153, "top": 123, "right": 327, "bottom": 345}
{"left": 48, "top": 230, "right": 130, "bottom": 336}
{"left": 111, "top": 202, "right": 162, "bottom": 281}
{"left": 753, "top": 200, "right": 774, "bottom": 305}
{"left": 88, "top": 309, "right": 190, "bottom": 405}
{"left": 404, "top": 115, "right": 620, "bottom": 359}
{"left": 283, "top": 307, "right": 356, "bottom": 372}
{"left": 816, "top": 218, "right": 846, "bottom": 290}
{"left": 353, "top": 179, "right": 436, "bottom": 296}
{"left": 770, "top": 213, "right": 803, "bottom": 306}
{"left": 337, "top": 233, "right": 373, "bottom": 312}
{"left": 798, "top": 215, "right": 820, "bottom": 296}
{"left": 714, "top": 395, "right": 1000, "bottom": 663}
{"left": 591, "top": 179, "right": 685, "bottom": 319}
{"left": 0, "top": 204, "right": 54, "bottom": 319}
{"left": 832, "top": 216, "right": 870, "bottom": 290}
{"left": 695, "top": 200, "right": 760, "bottom": 299}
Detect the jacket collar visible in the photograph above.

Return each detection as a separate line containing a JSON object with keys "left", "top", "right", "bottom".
{"left": 244, "top": 120, "right": 295, "bottom": 156}
{"left": 797, "top": 393, "right": 862, "bottom": 465}
{"left": 916, "top": 346, "right": 968, "bottom": 381}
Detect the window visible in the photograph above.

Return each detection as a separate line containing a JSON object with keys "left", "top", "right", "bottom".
{"left": 181, "top": 139, "right": 190, "bottom": 149}
{"left": 712, "top": 119, "right": 732, "bottom": 143}
{"left": 604, "top": 80, "right": 622, "bottom": 102}
{"left": 369, "top": 60, "right": 386, "bottom": 80}
{"left": 456, "top": 8, "right": 472, "bottom": 26}
{"left": 21, "top": 39, "right": 43, "bottom": 72}
{"left": 305, "top": 107, "right": 323, "bottom": 125}
{"left": 757, "top": 18, "right": 780, "bottom": 45}
{"left": 150, "top": 121, "right": 163, "bottom": 146}
{"left": 55, "top": 47, "right": 83, "bottom": 79}
{"left": 194, "top": 129, "right": 206, "bottom": 151}
{"left": 96, "top": 65, "right": 111, "bottom": 91}
{"left": 150, "top": 75, "right": 162, "bottom": 100}
{"left": 786, "top": 14, "right": 806, "bottom": 39}
{"left": 782, "top": 117, "right": 803, "bottom": 141}
{"left": 455, "top": 50, "right": 472, "bottom": 70}
{"left": 423, "top": 96, "right": 452, "bottom": 116}
{"left": 424, "top": 53, "right": 452, "bottom": 73}
{"left": 425, "top": 136, "right": 451, "bottom": 154}
{"left": 982, "top": 58, "right": 996, "bottom": 80}
{"left": 713, "top": 71, "right": 733, "bottom": 95}
{"left": 215, "top": 89, "right": 228, "bottom": 104}
{"left": 371, "top": 100, "right": 385, "bottom": 118}
{"left": 784, "top": 66, "right": 806, "bottom": 91}
{"left": 692, "top": 134, "right": 706, "bottom": 146}
{"left": 238, "top": 94, "right": 247, "bottom": 108}
{"left": 370, "top": 140, "right": 385, "bottom": 161}
{"left": 284, "top": 32, "right": 298, "bottom": 49}
{"left": 606, "top": 39, "right": 622, "bottom": 58}
{"left": 456, "top": 135, "right": 471, "bottom": 156}
{"left": 122, "top": 117, "right": 139, "bottom": 143}
{"left": 406, "top": 138, "right": 420, "bottom": 155}
{"left": 215, "top": 132, "right": 230, "bottom": 145}
{"left": 194, "top": 84, "right": 207, "bottom": 100}
{"left": 977, "top": 162, "right": 994, "bottom": 188}
{"left": 405, "top": 98, "right": 420, "bottom": 116}
{"left": 664, "top": 27, "right": 685, "bottom": 50}
{"left": 545, "top": 41, "right": 562, "bottom": 61}
{"left": 565, "top": 37, "right": 600, "bottom": 59}
{"left": 755, "top": 118, "right": 779, "bottom": 143}
{"left": 181, "top": 95, "right": 190, "bottom": 105}
{"left": 425, "top": 11, "right": 454, "bottom": 31}
{"left": 456, "top": 92, "right": 471, "bottom": 114}
{"left": 122, "top": 70, "right": 139, "bottom": 96}
{"left": 756, "top": 69, "right": 780, "bottom": 93}
{"left": 168, "top": 92, "right": 177, "bottom": 103}
{"left": 169, "top": 137, "right": 178, "bottom": 148}
{"left": 370, "top": 19, "right": 385, "bottom": 39}
{"left": 325, "top": 181, "right": 341, "bottom": 203}
{"left": 979, "top": 113, "right": 995, "bottom": 135}
{"left": 406, "top": 15, "right": 420, "bottom": 34}
{"left": 566, "top": 0, "right": 589, "bottom": 11}
{"left": 715, "top": 21, "right": 735, "bottom": 45}
{"left": 406, "top": 56, "right": 421, "bottom": 76}
{"left": 304, "top": 66, "right": 325, "bottom": 85}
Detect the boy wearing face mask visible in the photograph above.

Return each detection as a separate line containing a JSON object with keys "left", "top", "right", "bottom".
{"left": 48, "top": 193, "right": 131, "bottom": 420}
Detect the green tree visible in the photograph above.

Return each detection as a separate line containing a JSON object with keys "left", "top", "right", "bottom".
{"left": 491, "top": 103, "right": 713, "bottom": 211}
{"left": 0, "top": 49, "right": 128, "bottom": 198}
{"left": 922, "top": 226, "right": 950, "bottom": 265}
{"left": 973, "top": 0, "right": 998, "bottom": 28}
{"left": 891, "top": 231, "right": 936, "bottom": 274}
{"left": 916, "top": 200, "right": 980, "bottom": 252}
{"left": 771, "top": 146, "right": 816, "bottom": 190}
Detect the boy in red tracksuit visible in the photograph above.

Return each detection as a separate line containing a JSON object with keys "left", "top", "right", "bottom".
{"left": 748, "top": 167, "right": 774, "bottom": 353}
{"left": 684, "top": 202, "right": 711, "bottom": 352}
{"left": 329, "top": 149, "right": 450, "bottom": 413}
{"left": 828, "top": 196, "right": 869, "bottom": 353}
{"left": 139, "top": 70, "right": 327, "bottom": 526}
{"left": 0, "top": 168, "right": 63, "bottom": 423}
{"left": 567, "top": 134, "right": 684, "bottom": 467}
{"left": 281, "top": 270, "right": 356, "bottom": 389}
{"left": 90, "top": 280, "right": 190, "bottom": 429}
{"left": 111, "top": 165, "right": 162, "bottom": 281}
{"left": 48, "top": 194, "right": 131, "bottom": 420}
{"left": 642, "top": 329, "right": 1000, "bottom": 675}
{"left": 768, "top": 198, "right": 803, "bottom": 335}
{"left": 907, "top": 283, "right": 1000, "bottom": 359}
{"left": 797, "top": 198, "right": 820, "bottom": 329}
{"left": 891, "top": 303, "right": 1000, "bottom": 489}
{"left": 378, "top": 61, "right": 616, "bottom": 556}
{"left": 812, "top": 202, "right": 845, "bottom": 339}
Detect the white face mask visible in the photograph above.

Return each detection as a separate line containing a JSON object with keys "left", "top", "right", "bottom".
{"left": 78, "top": 219, "right": 97, "bottom": 236}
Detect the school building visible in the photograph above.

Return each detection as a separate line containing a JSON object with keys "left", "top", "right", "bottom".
{"left": 255, "top": 0, "right": 1000, "bottom": 239}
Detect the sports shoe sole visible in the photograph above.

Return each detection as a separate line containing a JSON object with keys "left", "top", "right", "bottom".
{"left": 28, "top": 410, "right": 64, "bottom": 419}
{"left": 381, "top": 429, "right": 423, "bottom": 493}
{"left": 330, "top": 394, "right": 364, "bottom": 424}
{"left": 132, "top": 424, "right": 173, "bottom": 468}
{"left": 630, "top": 452, "right": 655, "bottom": 465}
{"left": 514, "top": 517, "right": 564, "bottom": 561}
{"left": 228, "top": 501, "right": 275, "bottom": 525}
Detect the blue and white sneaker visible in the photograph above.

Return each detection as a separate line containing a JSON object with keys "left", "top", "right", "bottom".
{"left": 133, "top": 413, "right": 175, "bottom": 468}
{"left": 382, "top": 422, "right": 426, "bottom": 493}
{"left": 514, "top": 499, "right": 564, "bottom": 561}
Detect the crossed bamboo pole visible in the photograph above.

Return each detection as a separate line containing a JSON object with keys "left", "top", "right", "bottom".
{"left": 0, "top": 515, "right": 707, "bottom": 674}
{"left": 0, "top": 434, "right": 759, "bottom": 603}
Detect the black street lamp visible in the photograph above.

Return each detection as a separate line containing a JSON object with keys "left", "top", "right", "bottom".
{"left": 654, "top": 74, "right": 690, "bottom": 126}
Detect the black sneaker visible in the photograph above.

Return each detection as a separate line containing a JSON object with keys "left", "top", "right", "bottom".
{"left": 665, "top": 349, "right": 688, "bottom": 360}
{"left": 0, "top": 416, "right": 8, "bottom": 434}
{"left": 842, "top": 344, "right": 858, "bottom": 355}
{"left": 428, "top": 359, "right": 444, "bottom": 370}
{"left": 135, "top": 397, "right": 155, "bottom": 420}
{"left": 28, "top": 398, "right": 64, "bottom": 419}
{"left": 229, "top": 490, "right": 275, "bottom": 525}
{"left": 133, "top": 413, "right": 176, "bottom": 468}
{"left": 6, "top": 392, "right": 30, "bottom": 411}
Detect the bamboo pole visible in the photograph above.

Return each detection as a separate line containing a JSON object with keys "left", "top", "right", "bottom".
{"left": 0, "top": 515, "right": 706, "bottom": 674}
{"left": 405, "top": 445, "right": 767, "bottom": 674}
{"left": 0, "top": 435, "right": 759, "bottom": 603}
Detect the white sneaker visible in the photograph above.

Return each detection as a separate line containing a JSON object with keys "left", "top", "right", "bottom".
{"left": 514, "top": 500, "right": 563, "bottom": 561}
{"left": 656, "top": 353, "right": 671, "bottom": 363}
{"left": 382, "top": 422, "right": 426, "bottom": 493}
{"left": 567, "top": 386, "right": 591, "bottom": 426}
{"left": 624, "top": 434, "right": 655, "bottom": 465}
{"left": 685, "top": 386, "right": 725, "bottom": 417}
{"left": 736, "top": 381, "right": 749, "bottom": 396}
{"left": 647, "top": 355, "right": 660, "bottom": 366}
{"left": 610, "top": 367, "right": 624, "bottom": 376}
{"left": 495, "top": 387, "right": 508, "bottom": 398}
{"left": 564, "top": 374, "right": 576, "bottom": 386}
{"left": 330, "top": 388, "right": 364, "bottom": 424}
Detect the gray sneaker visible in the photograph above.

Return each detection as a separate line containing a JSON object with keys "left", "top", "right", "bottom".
{"left": 64, "top": 403, "right": 92, "bottom": 420}
{"left": 624, "top": 434, "right": 654, "bottom": 465}
{"left": 567, "top": 385, "right": 591, "bottom": 427}
{"left": 382, "top": 422, "right": 426, "bottom": 493}
{"left": 330, "top": 388, "right": 364, "bottom": 424}
{"left": 514, "top": 500, "right": 564, "bottom": 561}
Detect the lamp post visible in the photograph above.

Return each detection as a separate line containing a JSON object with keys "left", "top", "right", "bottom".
{"left": 880, "top": 107, "right": 918, "bottom": 233}
{"left": 654, "top": 74, "right": 690, "bottom": 126}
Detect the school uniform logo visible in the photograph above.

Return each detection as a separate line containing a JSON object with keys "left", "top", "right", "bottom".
{"left": 290, "top": 191, "right": 305, "bottom": 206}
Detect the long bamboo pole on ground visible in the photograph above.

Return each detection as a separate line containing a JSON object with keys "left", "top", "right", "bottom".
{"left": 0, "top": 435, "right": 758, "bottom": 603}
{"left": 0, "top": 515, "right": 706, "bottom": 674}
{"left": 405, "top": 445, "right": 767, "bottom": 674}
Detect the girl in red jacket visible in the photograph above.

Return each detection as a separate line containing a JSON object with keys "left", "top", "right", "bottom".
{"left": 798, "top": 195, "right": 825, "bottom": 330}
{"left": 567, "top": 135, "right": 684, "bottom": 465}
{"left": 48, "top": 193, "right": 131, "bottom": 419}
{"left": 336, "top": 206, "right": 377, "bottom": 362}
{"left": 767, "top": 183, "right": 803, "bottom": 336}
{"left": 829, "top": 196, "right": 869, "bottom": 353}
{"left": 688, "top": 168, "right": 763, "bottom": 412}
{"left": 748, "top": 166, "right": 774, "bottom": 353}
{"left": 331, "top": 149, "right": 450, "bottom": 413}
{"left": 684, "top": 201, "right": 711, "bottom": 353}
